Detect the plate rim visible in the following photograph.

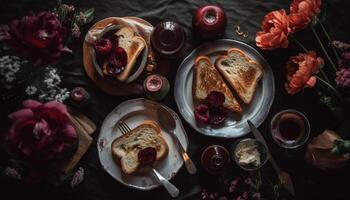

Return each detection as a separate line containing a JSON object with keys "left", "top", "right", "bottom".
{"left": 97, "top": 98, "right": 189, "bottom": 191}
{"left": 174, "top": 39, "right": 275, "bottom": 138}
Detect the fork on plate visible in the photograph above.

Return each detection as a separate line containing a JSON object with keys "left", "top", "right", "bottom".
{"left": 117, "top": 121, "right": 180, "bottom": 198}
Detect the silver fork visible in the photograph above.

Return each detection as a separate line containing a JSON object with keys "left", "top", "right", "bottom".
{"left": 117, "top": 121, "right": 180, "bottom": 198}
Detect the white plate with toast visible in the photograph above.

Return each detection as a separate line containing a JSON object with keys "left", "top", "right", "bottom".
{"left": 174, "top": 39, "right": 275, "bottom": 138}
{"left": 98, "top": 98, "right": 189, "bottom": 190}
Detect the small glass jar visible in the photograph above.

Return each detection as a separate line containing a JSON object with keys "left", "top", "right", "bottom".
{"left": 150, "top": 21, "right": 186, "bottom": 57}
{"left": 201, "top": 144, "right": 230, "bottom": 174}
{"left": 143, "top": 74, "right": 170, "bottom": 101}
{"left": 270, "top": 109, "right": 310, "bottom": 149}
{"left": 69, "top": 87, "right": 91, "bottom": 108}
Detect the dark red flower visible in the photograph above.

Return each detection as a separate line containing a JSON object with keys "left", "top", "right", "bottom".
{"left": 106, "top": 47, "right": 127, "bottom": 75}
{"left": 5, "top": 11, "right": 66, "bottom": 65}
{"left": 209, "top": 106, "right": 227, "bottom": 125}
{"left": 7, "top": 100, "right": 77, "bottom": 162}
{"left": 94, "top": 38, "right": 112, "bottom": 55}
{"left": 195, "top": 103, "right": 210, "bottom": 123}
{"left": 206, "top": 91, "right": 225, "bottom": 108}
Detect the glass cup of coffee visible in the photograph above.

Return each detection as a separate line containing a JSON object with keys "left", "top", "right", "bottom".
{"left": 270, "top": 109, "right": 310, "bottom": 149}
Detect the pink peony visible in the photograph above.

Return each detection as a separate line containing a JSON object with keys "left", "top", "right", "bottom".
{"left": 8, "top": 99, "right": 77, "bottom": 162}
{"left": 5, "top": 11, "right": 66, "bottom": 65}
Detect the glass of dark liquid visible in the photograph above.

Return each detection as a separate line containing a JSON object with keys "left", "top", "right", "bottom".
{"left": 270, "top": 109, "right": 310, "bottom": 149}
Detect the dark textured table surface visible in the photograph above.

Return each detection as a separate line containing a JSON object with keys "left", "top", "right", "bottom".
{"left": 1, "top": 0, "right": 350, "bottom": 200}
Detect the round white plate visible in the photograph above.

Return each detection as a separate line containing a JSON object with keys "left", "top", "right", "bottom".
{"left": 98, "top": 98, "right": 188, "bottom": 190}
{"left": 174, "top": 39, "right": 275, "bottom": 138}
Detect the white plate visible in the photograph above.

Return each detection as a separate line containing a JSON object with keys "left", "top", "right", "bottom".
{"left": 174, "top": 39, "right": 275, "bottom": 138}
{"left": 98, "top": 98, "right": 188, "bottom": 190}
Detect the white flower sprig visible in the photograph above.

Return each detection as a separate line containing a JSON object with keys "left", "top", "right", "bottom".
{"left": 25, "top": 66, "right": 70, "bottom": 103}
{"left": 0, "top": 55, "right": 27, "bottom": 89}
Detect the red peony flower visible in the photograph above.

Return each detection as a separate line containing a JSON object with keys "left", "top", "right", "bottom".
{"left": 5, "top": 11, "right": 66, "bottom": 65}
{"left": 285, "top": 51, "right": 323, "bottom": 94}
{"left": 7, "top": 100, "right": 77, "bottom": 162}
{"left": 256, "top": 9, "right": 291, "bottom": 50}
{"left": 289, "top": 0, "right": 322, "bottom": 32}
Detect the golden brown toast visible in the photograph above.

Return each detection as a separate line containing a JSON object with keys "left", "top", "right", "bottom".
{"left": 215, "top": 48, "right": 263, "bottom": 104}
{"left": 193, "top": 56, "right": 242, "bottom": 114}
{"left": 111, "top": 120, "right": 168, "bottom": 174}
{"left": 103, "top": 26, "right": 146, "bottom": 82}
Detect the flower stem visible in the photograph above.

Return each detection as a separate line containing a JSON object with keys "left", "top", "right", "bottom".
{"left": 291, "top": 35, "right": 308, "bottom": 53}
{"left": 311, "top": 26, "right": 338, "bottom": 71}
{"left": 319, "top": 69, "right": 331, "bottom": 83}
{"left": 317, "top": 75, "right": 342, "bottom": 101}
{"left": 316, "top": 17, "right": 341, "bottom": 62}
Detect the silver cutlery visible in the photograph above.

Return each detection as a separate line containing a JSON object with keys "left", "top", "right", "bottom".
{"left": 117, "top": 121, "right": 180, "bottom": 198}
{"left": 156, "top": 106, "right": 197, "bottom": 175}
{"left": 247, "top": 120, "right": 295, "bottom": 196}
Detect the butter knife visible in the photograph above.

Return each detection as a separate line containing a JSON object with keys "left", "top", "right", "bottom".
{"left": 247, "top": 120, "right": 295, "bottom": 196}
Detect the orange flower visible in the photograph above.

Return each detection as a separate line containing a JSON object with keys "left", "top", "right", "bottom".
{"left": 285, "top": 51, "right": 324, "bottom": 94}
{"left": 289, "top": 0, "right": 322, "bottom": 32}
{"left": 256, "top": 10, "right": 291, "bottom": 50}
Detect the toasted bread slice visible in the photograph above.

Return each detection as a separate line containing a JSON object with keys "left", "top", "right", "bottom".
{"left": 103, "top": 26, "right": 146, "bottom": 82}
{"left": 111, "top": 120, "right": 168, "bottom": 174}
{"left": 215, "top": 48, "right": 263, "bottom": 104}
{"left": 193, "top": 56, "right": 242, "bottom": 114}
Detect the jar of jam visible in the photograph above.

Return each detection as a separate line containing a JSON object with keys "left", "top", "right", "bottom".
{"left": 69, "top": 87, "right": 91, "bottom": 108}
{"left": 150, "top": 21, "right": 186, "bottom": 57}
{"left": 201, "top": 145, "right": 230, "bottom": 174}
{"left": 143, "top": 74, "right": 170, "bottom": 101}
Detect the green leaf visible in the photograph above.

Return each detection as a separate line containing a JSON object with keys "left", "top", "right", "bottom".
{"left": 83, "top": 8, "right": 95, "bottom": 24}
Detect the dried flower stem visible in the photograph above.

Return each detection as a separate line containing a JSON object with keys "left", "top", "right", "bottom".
{"left": 316, "top": 17, "right": 341, "bottom": 62}
{"left": 316, "top": 75, "right": 342, "bottom": 101}
{"left": 291, "top": 35, "right": 308, "bottom": 53}
{"left": 311, "top": 26, "right": 338, "bottom": 71}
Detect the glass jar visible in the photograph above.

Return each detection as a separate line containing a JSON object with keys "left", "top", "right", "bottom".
{"left": 143, "top": 74, "right": 170, "bottom": 101}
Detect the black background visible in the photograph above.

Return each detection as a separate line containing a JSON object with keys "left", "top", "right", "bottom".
{"left": 1, "top": 0, "right": 350, "bottom": 199}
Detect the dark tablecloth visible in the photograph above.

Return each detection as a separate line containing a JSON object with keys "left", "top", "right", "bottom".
{"left": 1, "top": 0, "right": 350, "bottom": 200}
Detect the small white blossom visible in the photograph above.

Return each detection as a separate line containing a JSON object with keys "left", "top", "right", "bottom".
{"left": 5, "top": 71, "right": 15, "bottom": 82}
{"left": 25, "top": 86, "right": 38, "bottom": 95}
{"left": 72, "top": 23, "right": 81, "bottom": 38}
{"left": 55, "top": 88, "right": 70, "bottom": 102}
{"left": 3, "top": 167, "right": 22, "bottom": 180}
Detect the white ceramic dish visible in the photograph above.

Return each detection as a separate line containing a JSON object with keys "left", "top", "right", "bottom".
{"left": 174, "top": 39, "right": 275, "bottom": 138}
{"left": 98, "top": 98, "right": 188, "bottom": 190}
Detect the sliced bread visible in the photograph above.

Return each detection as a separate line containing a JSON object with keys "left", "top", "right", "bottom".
{"left": 193, "top": 56, "right": 242, "bottom": 114}
{"left": 103, "top": 26, "right": 146, "bottom": 82}
{"left": 111, "top": 120, "right": 168, "bottom": 174}
{"left": 215, "top": 48, "right": 263, "bottom": 104}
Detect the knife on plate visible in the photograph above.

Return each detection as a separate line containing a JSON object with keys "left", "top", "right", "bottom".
{"left": 247, "top": 120, "right": 295, "bottom": 196}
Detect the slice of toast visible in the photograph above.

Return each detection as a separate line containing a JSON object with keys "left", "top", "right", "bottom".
{"left": 215, "top": 48, "right": 263, "bottom": 104}
{"left": 111, "top": 120, "right": 168, "bottom": 174}
{"left": 103, "top": 26, "right": 146, "bottom": 82}
{"left": 193, "top": 56, "right": 242, "bottom": 114}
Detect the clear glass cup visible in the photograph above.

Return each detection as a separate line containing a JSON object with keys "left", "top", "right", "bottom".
{"left": 270, "top": 109, "right": 310, "bottom": 149}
